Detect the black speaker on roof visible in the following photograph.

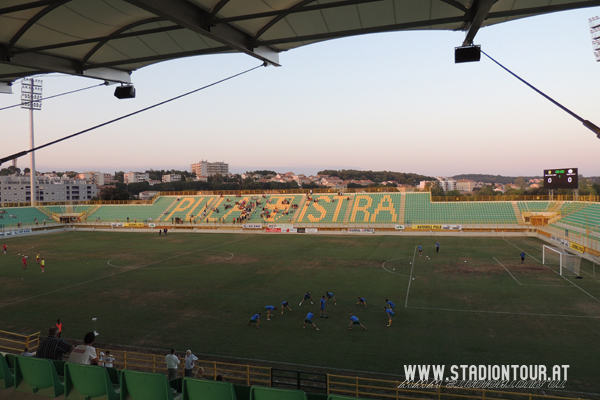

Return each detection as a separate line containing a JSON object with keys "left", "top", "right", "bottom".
{"left": 114, "top": 85, "right": 135, "bottom": 99}
{"left": 455, "top": 45, "right": 481, "bottom": 63}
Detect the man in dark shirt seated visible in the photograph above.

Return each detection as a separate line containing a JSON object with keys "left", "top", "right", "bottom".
{"left": 35, "top": 326, "right": 74, "bottom": 360}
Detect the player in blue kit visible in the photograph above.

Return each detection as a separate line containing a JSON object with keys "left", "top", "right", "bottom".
{"left": 356, "top": 297, "right": 367, "bottom": 307}
{"left": 303, "top": 312, "right": 320, "bottom": 330}
{"left": 384, "top": 307, "right": 394, "bottom": 327}
{"left": 281, "top": 301, "right": 292, "bottom": 314}
{"left": 418, "top": 244, "right": 423, "bottom": 256}
{"left": 299, "top": 292, "right": 313, "bottom": 306}
{"left": 319, "top": 296, "right": 328, "bottom": 318}
{"left": 349, "top": 314, "right": 367, "bottom": 331}
{"left": 247, "top": 313, "right": 261, "bottom": 328}
{"left": 264, "top": 305, "right": 277, "bottom": 320}
{"left": 325, "top": 291, "right": 337, "bottom": 305}
{"left": 385, "top": 299, "right": 395, "bottom": 310}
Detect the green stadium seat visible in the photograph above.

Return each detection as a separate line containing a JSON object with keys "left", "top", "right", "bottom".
{"left": 4, "top": 354, "right": 15, "bottom": 368}
{"left": 0, "top": 354, "right": 15, "bottom": 389}
{"left": 14, "top": 355, "right": 65, "bottom": 397}
{"left": 182, "top": 378, "right": 237, "bottom": 400}
{"left": 105, "top": 367, "right": 120, "bottom": 386}
{"left": 120, "top": 369, "right": 182, "bottom": 400}
{"left": 233, "top": 383, "right": 251, "bottom": 400}
{"left": 53, "top": 360, "right": 66, "bottom": 376}
{"left": 64, "top": 362, "right": 120, "bottom": 400}
{"left": 250, "top": 386, "right": 307, "bottom": 400}
{"left": 170, "top": 377, "right": 183, "bottom": 394}
{"left": 326, "top": 395, "right": 355, "bottom": 400}
{"left": 306, "top": 393, "right": 328, "bottom": 400}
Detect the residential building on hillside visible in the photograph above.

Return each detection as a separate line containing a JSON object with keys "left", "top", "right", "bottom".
{"left": 0, "top": 176, "right": 97, "bottom": 204}
{"left": 457, "top": 179, "right": 477, "bottom": 192}
{"left": 438, "top": 179, "right": 457, "bottom": 192}
{"left": 124, "top": 172, "right": 150, "bottom": 184}
{"left": 419, "top": 180, "right": 437, "bottom": 190}
{"left": 162, "top": 174, "right": 181, "bottom": 183}
{"left": 78, "top": 172, "right": 105, "bottom": 185}
{"left": 191, "top": 161, "right": 229, "bottom": 177}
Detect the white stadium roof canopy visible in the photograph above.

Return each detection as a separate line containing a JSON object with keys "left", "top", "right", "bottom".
{"left": 1, "top": 0, "right": 600, "bottom": 90}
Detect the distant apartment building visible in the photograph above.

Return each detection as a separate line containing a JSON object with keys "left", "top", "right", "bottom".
{"left": 419, "top": 181, "right": 437, "bottom": 190}
{"left": 457, "top": 179, "right": 477, "bottom": 192}
{"left": 0, "top": 176, "right": 97, "bottom": 204}
{"left": 162, "top": 174, "right": 181, "bottom": 183}
{"left": 191, "top": 161, "right": 229, "bottom": 177}
{"left": 124, "top": 172, "right": 150, "bottom": 184}
{"left": 78, "top": 171, "right": 105, "bottom": 186}
{"left": 438, "top": 179, "right": 457, "bottom": 192}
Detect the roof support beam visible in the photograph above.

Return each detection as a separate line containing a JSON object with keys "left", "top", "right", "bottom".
{"left": 0, "top": 0, "right": 66, "bottom": 15}
{"left": 124, "top": 0, "right": 280, "bottom": 66}
{"left": 258, "top": 15, "right": 465, "bottom": 46}
{"left": 1, "top": 52, "right": 131, "bottom": 83}
{"left": 0, "top": 82, "right": 13, "bottom": 94}
{"left": 488, "top": 1, "right": 600, "bottom": 20}
{"left": 85, "top": 47, "right": 230, "bottom": 69}
{"left": 10, "top": 19, "right": 177, "bottom": 56}
{"left": 8, "top": 1, "right": 71, "bottom": 47}
{"left": 462, "top": 0, "right": 496, "bottom": 46}
{"left": 221, "top": 0, "right": 382, "bottom": 23}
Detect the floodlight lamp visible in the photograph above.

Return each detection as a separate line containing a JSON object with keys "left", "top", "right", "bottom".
{"left": 114, "top": 84, "right": 135, "bottom": 99}
{"left": 455, "top": 45, "right": 481, "bottom": 63}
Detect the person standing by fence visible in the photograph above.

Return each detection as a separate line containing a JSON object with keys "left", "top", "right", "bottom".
{"left": 165, "top": 349, "right": 180, "bottom": 380}
{"left": 184, "top": 350, "right": 198, "bottom": 377}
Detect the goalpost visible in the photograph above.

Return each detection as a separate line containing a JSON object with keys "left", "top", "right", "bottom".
{"left": 542, "top": 245, "right": 582, "bottom": 277}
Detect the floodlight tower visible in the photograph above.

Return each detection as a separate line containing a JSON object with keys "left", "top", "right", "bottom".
{"left": 590, "top": 16, "right": 600, "bottom": 62}
{"left": 20, "top": 78, "right": 42, "bottom": 206}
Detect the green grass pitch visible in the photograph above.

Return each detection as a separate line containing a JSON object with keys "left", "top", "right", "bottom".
{"left": 1, "top": 231, "right": 600, "bottom": 392}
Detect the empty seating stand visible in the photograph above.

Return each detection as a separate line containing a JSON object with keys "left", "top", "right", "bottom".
{"left": 0, "top": 354, "right": 14, "bottom": 389}
{"left": 250, "top": 386, "right": 307, "bottom": 400}
{"left": 64, "top": 362, "right": 120, "bottom": 400}
{"left": 120, "top": 369, "right": 181, "bottom": 400}
{"left": 14, "top": 355, "right": 64, "bottom": 397}
{"left": 182, "top": 378, "right": 236, "bottom": 400}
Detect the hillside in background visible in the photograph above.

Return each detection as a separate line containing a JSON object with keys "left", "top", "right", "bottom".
{"left": 318, "top": 170, "right": 436, "bottom": 185}
{"left": 452, "top": 174, "right": 540, "bottom": 184}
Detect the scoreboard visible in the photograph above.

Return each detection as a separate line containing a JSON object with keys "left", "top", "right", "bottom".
{"left": 543, "top": 168, "right": 578, "bottom": 189}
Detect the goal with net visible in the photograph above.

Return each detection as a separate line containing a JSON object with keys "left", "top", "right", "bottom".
{"left": 542, "top": 245, "right": 582, "bottom": 277}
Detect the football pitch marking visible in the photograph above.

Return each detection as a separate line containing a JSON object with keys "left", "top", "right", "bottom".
{"left": 519, "top": 238, "right": 600, "bottom": 283}
{"left": 493, "top": 257, "right": 570, "bottom": 287}
{"left": 107, "top": 250, "right": 234, "bottom": 270}
{"left": 380, "top": 257, "right": 412, "bottom": 277}
{"left": 404, "top": 246, "right": 418, "bottom": 308}
{"left": 406, "top": 305, "right": 600, "bottom": 319}
{"left": 0, "top": 235, "right": 254, "bottom": 309}
{"left": 503, "top": 238, "right": 600, "bottom": 305}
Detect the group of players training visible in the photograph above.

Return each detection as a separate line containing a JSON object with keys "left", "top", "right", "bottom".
{"left": 247, "top": 292, "right": 396, "bottom": 331}
{"left": 3, "top": 244, "right": 46, "bottom": 273}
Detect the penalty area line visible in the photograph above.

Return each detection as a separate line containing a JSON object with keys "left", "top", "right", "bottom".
{"left": 493, "top": 257, "right": 570, "bottom": 287}
{"left": 0, "top": 235, "right": 255, "bottom": 309}
{"left": 503, "top": 239, "right": 600, "bottom": 304}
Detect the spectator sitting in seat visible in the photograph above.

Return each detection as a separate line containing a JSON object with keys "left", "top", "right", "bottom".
{"left": 103, "top": 351, "right": 115, "bottom": 368}
{"left": 68, "top": 331, "right": 100, "bottom": 365}
{"left": 195, "top": 367, "right": 206, "bottom": 379}
{"left": 36, "top": 326, "right": 74, "bottom": 360}
{"left": 21, "top": 346, "right": 35, "bottom": 357}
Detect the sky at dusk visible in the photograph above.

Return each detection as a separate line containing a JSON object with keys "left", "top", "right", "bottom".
{"left": 1, "top": 6, "right": 600, "bottom": 178}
